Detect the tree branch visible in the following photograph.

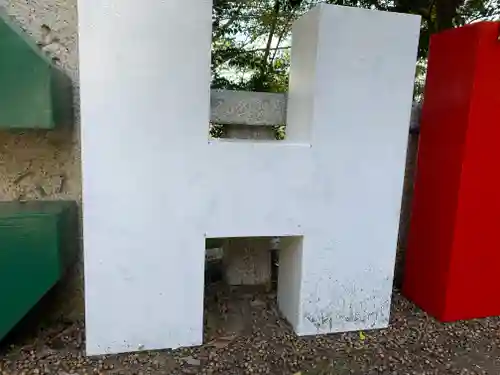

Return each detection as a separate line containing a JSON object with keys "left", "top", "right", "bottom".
{"left": 271, "top": 9, "right": 295, "bottom": 63}
{"left": 257, "top": 0, "right": 282, "bottom": 86}
{"left": 213, "top": 2, "right": 244, "bottom": 42}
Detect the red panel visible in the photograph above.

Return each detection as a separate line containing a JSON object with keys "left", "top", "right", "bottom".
{"left": 403, "top": 22, "right": 500, "bottom": 321}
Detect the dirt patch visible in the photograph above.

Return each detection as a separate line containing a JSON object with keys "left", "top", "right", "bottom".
{"left": 1, "top": 286, "right": 499, "bottom": 375}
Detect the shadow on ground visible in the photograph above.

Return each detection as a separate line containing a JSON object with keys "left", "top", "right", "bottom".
{"left": 2, "top": 281, "right": 500, "bottom": 375}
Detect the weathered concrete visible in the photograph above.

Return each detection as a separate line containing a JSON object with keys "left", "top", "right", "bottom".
{"left": 223, "top": 237, "right": 272, "bottom": 287}
{"left": 211, "top": 90, "right": 286, "bottom": 127}
{"left": 213, "top": 91, "right": 422, "bottom": 131}
{"left": 0, "top": 0, "right": 82, "bottom": 322}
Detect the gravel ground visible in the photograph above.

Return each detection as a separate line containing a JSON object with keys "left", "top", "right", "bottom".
{"left": 1, "top": 283, "right": 500, "bottom": 375}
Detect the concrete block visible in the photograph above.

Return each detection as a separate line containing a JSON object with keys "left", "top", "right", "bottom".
{"left": 223, "top": 237, "right": 272, "bottom": 286}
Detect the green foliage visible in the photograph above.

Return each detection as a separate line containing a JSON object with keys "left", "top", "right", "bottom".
{"left": 211, "top": 0, "right": 295, "bottom": 93}
{"left": 208, "top": 0, "right": 498, "bottom": 140}
{"left": 211, "top": 0, "right": 498, "bottom": 94}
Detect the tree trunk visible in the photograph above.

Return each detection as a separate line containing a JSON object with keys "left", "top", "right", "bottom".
{"left": 435, "top": 0, "right": 465, "bottom": 31}
{"left": 256, "top": 0, "right": 281, "bottom": 89}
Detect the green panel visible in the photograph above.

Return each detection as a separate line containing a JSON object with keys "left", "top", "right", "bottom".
{"left": 0, "top": 11, "right": 73, "bottom": 129}
{"left": 0, "top": 201, "right": 78, "bottom": 341}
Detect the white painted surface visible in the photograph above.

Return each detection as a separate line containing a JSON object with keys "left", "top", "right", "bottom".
{"left": 79, "top": 2, "right": 420, "bottom": 355}
{"left": 78, "top": 0, "right": 212, "bottom": 355}
{"left": 285, "top": 5, "right": 421, "bottom": 336}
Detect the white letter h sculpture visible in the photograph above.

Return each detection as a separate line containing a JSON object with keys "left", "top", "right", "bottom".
{"left": 78, "top": 1, "right": 420, "bottom": 355}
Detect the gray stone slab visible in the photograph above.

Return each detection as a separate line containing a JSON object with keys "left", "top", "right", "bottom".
{"left": 210, "top": 90, "right": 421, "bottom": 131}
{"left": 210, "top": 90, "right": 286, "bottom": 126}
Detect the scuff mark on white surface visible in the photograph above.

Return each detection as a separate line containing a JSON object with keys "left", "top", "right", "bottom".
{"left": 303, "top": 273, "right": 392, "bottom": 334}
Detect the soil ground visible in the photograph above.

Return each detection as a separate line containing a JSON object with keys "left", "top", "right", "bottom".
{"left": 1, "top": 282, "right": 500, "bottom": 375}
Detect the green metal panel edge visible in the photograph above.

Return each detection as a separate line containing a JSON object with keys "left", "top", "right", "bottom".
{"left": 56, "top": 201, "right": 80, "bottom": 272}
{"left": 50, "top": 65, "right": 74, "bottom": 129}
{"left": 0, "top": 200, "right": 70, "bottom": 217}
{"left": 0, "top": 9, "right": 52, "bottom": 64}
{"left": 0, "top": 9, "right": 73, "bottom": 129}
{"left": 0, "top": 214, "right": 60, "bottom": 340}
{"left": 0, "top": 200, "right": 79, "bottom": 341}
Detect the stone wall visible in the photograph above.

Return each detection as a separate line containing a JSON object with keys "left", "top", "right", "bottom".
{"left": 0, "top": 0, "right": 83, "bottom": 320}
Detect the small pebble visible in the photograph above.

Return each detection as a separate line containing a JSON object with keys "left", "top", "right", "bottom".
{"left": 1, "top": 289, "right": 499, "bottom": 374}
